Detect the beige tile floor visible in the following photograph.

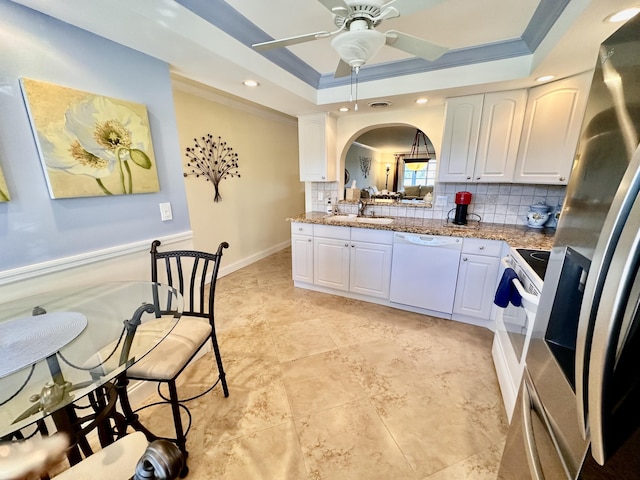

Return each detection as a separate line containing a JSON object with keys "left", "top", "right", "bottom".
{"left": 137, "top": 247, "right": 508, "bottom": 479}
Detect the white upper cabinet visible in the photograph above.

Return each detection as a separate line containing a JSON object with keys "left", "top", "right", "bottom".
{"left": 439, "top": 90, "right": 527, "bottom": 183}
{"left": 298, "top": 113, "right": 337, "bottom": 182}
{"left": 474, "top": 90, "right": 527, "bottom": 182}
{"left": 513, "top": 71, "right": 593, "bottom": 185}
{"left": 438, "top": 94, "right": 483, "bottom": 182}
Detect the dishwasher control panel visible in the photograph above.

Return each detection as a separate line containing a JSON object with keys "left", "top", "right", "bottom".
{"left": 393, "top": 233, "right": 462, "bottom": 248}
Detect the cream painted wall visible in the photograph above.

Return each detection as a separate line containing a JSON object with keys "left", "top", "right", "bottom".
{"left": 172, "top": 81, "right": 304, "bottom": 268}
{"left": 335, "top": 105, "right": 446, "bottom": 192}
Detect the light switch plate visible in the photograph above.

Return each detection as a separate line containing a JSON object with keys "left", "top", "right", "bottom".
{"left": 159, "top": 202, "right": 173, "bottom": 221}
{"left": 435, "top": 195, "right": 448, "bottom": 207}
{"left": 317, "top": 191, "right": 323, "bottom": 201}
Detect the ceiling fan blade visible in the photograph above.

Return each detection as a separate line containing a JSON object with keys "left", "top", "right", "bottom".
{"left": 381, "top": 0, "right": 446, "bottom": 16}
{"left": 334, "top": 59, "right": 352, "bottom": 78}
{"left": 317, "top": 0, "right": 349, "bottom": 15}
{"left": 253, "top": 31, "right": 332, "bottom": 51}
{"left": 385, "top": 30, "right": 448, "bottom": 61}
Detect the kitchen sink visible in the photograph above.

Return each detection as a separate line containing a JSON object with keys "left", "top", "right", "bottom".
{"left": 325, "top": 215, "right": 394, "bottom": 225}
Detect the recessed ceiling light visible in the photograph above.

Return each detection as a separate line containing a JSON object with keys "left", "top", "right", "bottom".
{"left": 415, "top": 98, "right": 429, "bottom": 105}
{"left": 339, "top": 107, "right": 349, "bottom": 112}
{"left": 243, "top": 80, "right": 259, "bottom": 87}
{"left": 536, "top": 75, "right": 555, "bottom": 82}
{"left": 605, "top": 7, "right": 640, "bottom": 23}
{"left": 368, "top": 100, "right": 391, "bottom": 108}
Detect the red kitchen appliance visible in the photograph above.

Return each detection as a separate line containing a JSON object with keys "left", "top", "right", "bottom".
{"left": 453, "top": 191, "right": 472, "bottom": 225}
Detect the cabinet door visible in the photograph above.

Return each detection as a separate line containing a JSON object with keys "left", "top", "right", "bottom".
{"left": 314, "top": 237, "right": 349, "bottom": 291}
{"left": 513, "top": 72, "right": 593, "bottom": 184}
{"left": 474, "top": 90, "right": 527, "bottom": 183}
{"left": 349, "top": 241, "right": 393, "bottom": 299}
{"left": 298, "top": 113, "right": 337, "bottom": 182}
{"left": 291, "top": 234, "right": 313, "bottom": 283}
{"left": 438, "top": 95, "right": 484, "bottom": 182}
{"left": 453, "top": 253, "right": 500, "bottom": 319}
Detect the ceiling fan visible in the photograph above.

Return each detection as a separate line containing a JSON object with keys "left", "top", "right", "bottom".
{"left": 252, "top": 0, "right": 449, "bottom": 78}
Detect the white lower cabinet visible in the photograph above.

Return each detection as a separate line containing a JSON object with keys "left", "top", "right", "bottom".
{"left": 453, "top": 239, "right": 502, "bottom": 320}
{"left": 314, "top": 236, "right": 351, "bottom": 291}
{"left": 291, "top": 223, "right": 314, "bottom": 283}
{"left": 349, "top": 240, "right": 393, "bottom": 298}
{"left": 311, "top": 225, "right": 393, "bottom": 299}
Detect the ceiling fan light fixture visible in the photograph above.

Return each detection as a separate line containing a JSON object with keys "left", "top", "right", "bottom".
{"left": 331, "top": 28, "right": 386, "bottom": 68}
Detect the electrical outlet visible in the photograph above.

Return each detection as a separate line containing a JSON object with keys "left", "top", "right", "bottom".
{"left": 159, "top": 202, "right": 173, "bottom": 221}
{"left": 317, "top": 191, "right": 323, "bottom": 201}
{"left": 435, "top": 195, "right": 448, "bottom": 207}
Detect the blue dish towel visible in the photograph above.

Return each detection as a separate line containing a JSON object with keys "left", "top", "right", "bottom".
{"left": 494, "top": 268, "right": 522, "bottom": 308}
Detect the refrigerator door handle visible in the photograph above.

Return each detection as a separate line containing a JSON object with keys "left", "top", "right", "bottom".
{"left": 521, "top": 379, "right": 545, "bottom": 480}
{"left": 588, "top": 190, "right": 640, "bottom": 465}
{"left": 576, "top": 142, "right": 640, "bottom": 439}
{"left": 521, "top": 372, "right": 573, "bottom": 479}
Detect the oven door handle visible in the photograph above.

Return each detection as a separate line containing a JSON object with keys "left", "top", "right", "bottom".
{"left": 500, "top": 257, "right": 540, "bottom": 307}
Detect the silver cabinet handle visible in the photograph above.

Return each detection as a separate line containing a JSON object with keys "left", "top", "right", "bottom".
{"left": 462, "top": 257, "right": 468, "bottom": 261}
{"left": 298, "top": 227, "right": 303, "bottom": 231}
{"left": 476, "top": 176, "right": 481, "bottom": 180}
{"left": 307, "top": 239, "right": 311, "bottom": 242}
{"left": 466, "top": 176, "right": 471, "bottom": 180}
{"left": 479, "top": 246, "right": 485, "bottom": 250}
{"left": 559, "top": 177, "right": 566, "bottom": 181}
{"left": 344, "top": 243, "right": 349, "bottom": 247}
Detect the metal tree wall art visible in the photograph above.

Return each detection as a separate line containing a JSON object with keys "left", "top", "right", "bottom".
{"left": 359, "top": 155, "right": 372, "bottom": 178}
{"left": 184, "top": 134, "right": 240, "bottom": 202}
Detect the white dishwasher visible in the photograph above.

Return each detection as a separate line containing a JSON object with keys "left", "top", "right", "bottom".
{"left": 389, "top": 233, "right": 462, "bottom": 315}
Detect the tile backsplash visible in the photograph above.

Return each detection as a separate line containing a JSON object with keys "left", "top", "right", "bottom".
{"left": 311, "top": 181, "right": 566, "bottom": 227}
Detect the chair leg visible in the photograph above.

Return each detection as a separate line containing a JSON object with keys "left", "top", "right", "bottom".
{"left": 210, "top": 332, "right": 229, "bottom": 397}
{"left": 168, "top": 380, "right": 188, "bottom": 462}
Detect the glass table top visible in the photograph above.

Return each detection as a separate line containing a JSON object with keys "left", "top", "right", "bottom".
{"left": 0, "top": 282, "right": 182, "bottom": 438}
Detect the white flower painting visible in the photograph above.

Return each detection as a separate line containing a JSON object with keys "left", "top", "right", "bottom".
{"left": 21, "top": 78, "right": 159, "bottom": 198}
{"left": 0, "top": 164, "right": 9, "bottom": 202}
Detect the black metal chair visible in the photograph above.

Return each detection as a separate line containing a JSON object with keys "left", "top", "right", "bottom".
{"left": 123, "top": 240, "right": 229, "bottom": 476}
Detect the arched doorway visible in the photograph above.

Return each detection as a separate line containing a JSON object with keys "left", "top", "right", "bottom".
{"left": 343, "top": 125, "right": 437, "bottom": 195}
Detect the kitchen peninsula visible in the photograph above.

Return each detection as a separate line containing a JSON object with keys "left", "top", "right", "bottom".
{"left": 287, "top": 210, "right": 554, "bottom": 330}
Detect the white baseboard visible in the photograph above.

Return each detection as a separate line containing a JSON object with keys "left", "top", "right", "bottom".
{"left": 218, "top": 239, "right": 290, "bottom": 278}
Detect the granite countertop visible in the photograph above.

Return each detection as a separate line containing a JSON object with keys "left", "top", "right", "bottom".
{"left": 287, "top": 211, "right": 555, "bottom": 250}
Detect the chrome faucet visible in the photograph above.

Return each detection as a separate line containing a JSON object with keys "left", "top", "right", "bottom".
{"left": 358, "top": 199, "right": 368, "bottom": 217}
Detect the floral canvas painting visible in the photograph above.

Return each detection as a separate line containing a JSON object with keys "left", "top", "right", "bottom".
{"left": 20, "top": 78, "right": 160, "bottom": 198}
{"left": 0, "top": 164, "right": 9, "bottom": 202}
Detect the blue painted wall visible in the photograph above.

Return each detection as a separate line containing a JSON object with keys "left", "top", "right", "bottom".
{"left": 0, "top": 1, "right": 191, "bottom": 271}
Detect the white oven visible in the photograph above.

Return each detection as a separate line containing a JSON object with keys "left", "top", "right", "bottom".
{"left": 491, "top": 248, "right": 544, "bottom": 421}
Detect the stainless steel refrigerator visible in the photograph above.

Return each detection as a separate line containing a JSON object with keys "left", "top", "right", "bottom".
{"left": 499, "top": 13, "right": 640, "bottom": 479}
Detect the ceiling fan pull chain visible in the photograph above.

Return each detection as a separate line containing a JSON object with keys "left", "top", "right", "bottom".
{"left": 352, "top": 65, "right": 359, "bottom": 111}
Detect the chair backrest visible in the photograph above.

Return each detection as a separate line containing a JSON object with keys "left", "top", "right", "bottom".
{"left": 150, "top": 240, "right": 229, "bottom": 323}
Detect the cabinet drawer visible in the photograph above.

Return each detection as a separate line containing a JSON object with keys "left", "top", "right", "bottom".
{"left": 291, "top": 222, "right": 313, "bottom": 236}
{"left": 462, "top": 238, "right": 503, "bottom": 257}
{"left": 314, "top": 224, "right": 350, "bottom": 240}
{"left": 350, "top": 227, "right": 393, "bottom": 245}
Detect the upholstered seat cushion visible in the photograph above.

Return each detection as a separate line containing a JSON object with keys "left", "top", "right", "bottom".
{"left": 126, "top": 318, "right": 212, "bottom": 381}
{"left": 54, "top": 431, "right": 148, "bottom": 480}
